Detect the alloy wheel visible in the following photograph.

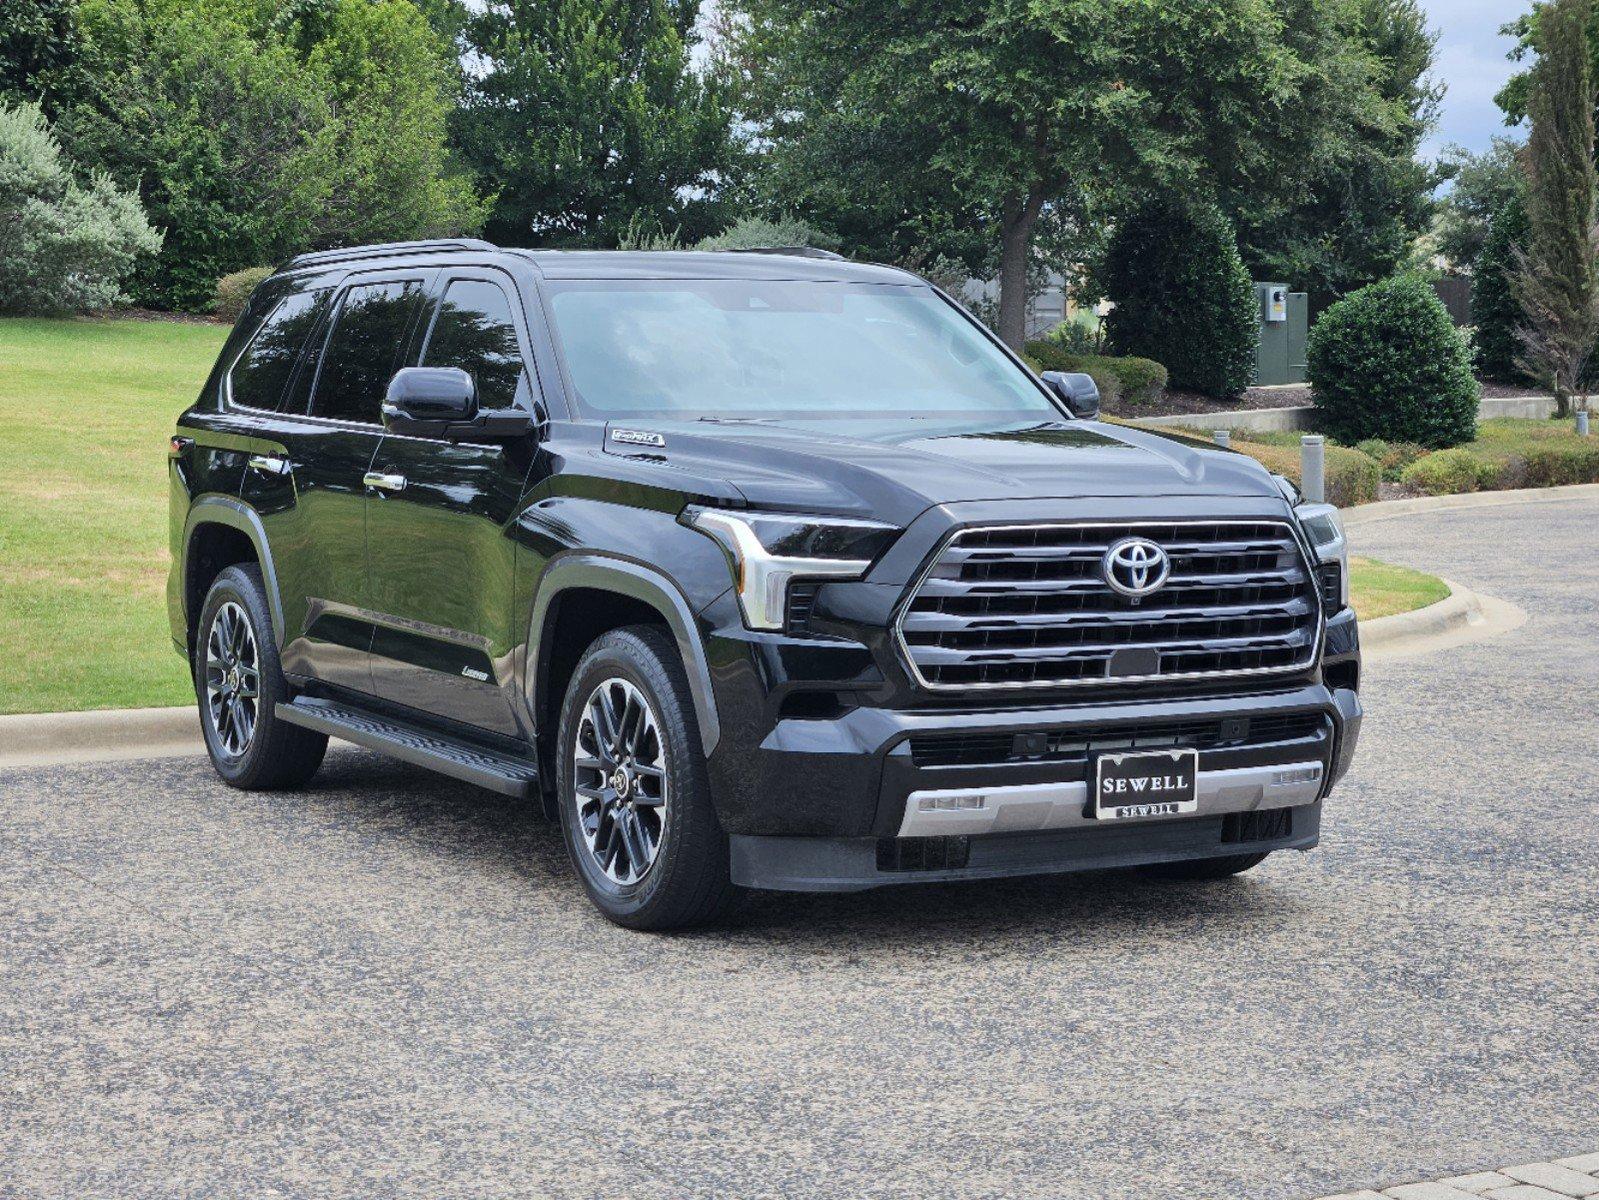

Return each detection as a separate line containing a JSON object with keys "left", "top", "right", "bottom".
{"left": 572, "top": 676, "right": 670, "bottom": 886}
{"left": 204, "top": 600, "right": 261, "bottom": 758}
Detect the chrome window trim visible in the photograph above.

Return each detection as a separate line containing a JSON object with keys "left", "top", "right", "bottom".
{"left": 891, "top": 517, "right": 1326, "bottom": 693}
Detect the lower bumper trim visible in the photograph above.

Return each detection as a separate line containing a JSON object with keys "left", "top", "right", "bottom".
{"left": 731, "top": 802, "right": 1321, "bottom": 892}
{"left": 897, "top": 759, "right": 1324, "bottom": 838}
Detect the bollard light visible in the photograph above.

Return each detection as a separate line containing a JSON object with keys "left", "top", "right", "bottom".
{"left": 1300, "top": 434, "right": 1326, "bottom": 504}
{"left": 1213, "top": 429, "right": 1231, "bottom": 448}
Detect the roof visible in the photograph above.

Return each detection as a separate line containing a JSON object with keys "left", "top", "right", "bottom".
{"left": 275, "top": 240, "right": 924, "bottom": 286}
{"left": 510, "top": 249, "right": 920, "bottom": 284}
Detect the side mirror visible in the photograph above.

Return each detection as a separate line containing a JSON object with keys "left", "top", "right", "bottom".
{"left": 384, "top": 366, "right": 477, "bottom": 427}
{"left": 1042, "top": 370, "right": 1100, "bottom": 420}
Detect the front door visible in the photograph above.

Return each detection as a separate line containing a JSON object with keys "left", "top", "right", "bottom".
{"left": 365, "top": 271, "right": 541, "bottom": 737}
{"left": 259, "top": 271, "right": 430, "bottom": 694}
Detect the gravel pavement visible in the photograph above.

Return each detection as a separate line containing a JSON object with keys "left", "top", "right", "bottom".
{"left": 1, "top": 498, "right": 1595, "bottom": 1199}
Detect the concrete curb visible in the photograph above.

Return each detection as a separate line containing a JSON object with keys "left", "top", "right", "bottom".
{"left": 1360, "top": 578, "right": 1527, "bottom": 663}
{"left": 0, "top": 706, "right": 202, "bottom": 770}
{"left": 1343, "top": 482, "right": 1599, "bottom": 529}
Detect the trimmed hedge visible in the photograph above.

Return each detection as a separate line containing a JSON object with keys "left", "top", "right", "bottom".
{"left": 1399, "top": 449, "right": 1500, "bottom": 495}
{"left": 213, "top": 266, "right": 272, "bottom": 324}
{"left": 1307, "top": 274, "right": 1479, "bottom": 448}
{"left": 1025, "top": 341, "right": 1167, "bottom": 406}
{"left": 1352, "top": 437, "right": 1428, "bottom": 481}
{"left": 1099, "top": 199, "right": 1258, "bottom": 397}
{"left": 1234, "top": 439, "right": 1382, "bottom": 508}
{"left": 1396, "top": 419, "right": 1599, "bottom": 494}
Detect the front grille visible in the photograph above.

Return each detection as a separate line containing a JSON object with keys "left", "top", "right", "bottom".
{"left": 896, "top": 520, "right": 1321, "bottom": 691}
{"left": 909, "top": 712, "right": 1329, "bottom": 768}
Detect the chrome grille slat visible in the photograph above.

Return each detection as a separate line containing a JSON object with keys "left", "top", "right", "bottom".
{"left": 895, "top": 519, "right": 1322, "bottom": 691}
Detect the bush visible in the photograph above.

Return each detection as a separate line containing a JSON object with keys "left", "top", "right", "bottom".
{"left": 1353, "top": 437, "right": 1428, "bottom": 480}
{"left": 696, "top": 216, "right": 839, "bottom": 252}
{"left": 0, "top": 100, "right": 161, "bottom": 314}
{"left": 1234, "top": 439, "right": 1382, "bottom": 508}
{"left": 213, "top": 267, "right": 272, "bottom": 324}
{"left": 1473, "top": 197, "right": 1531, "bottom": 384}
{"left": 1399, "top": 448, "right": 1500, "bottom": 495}
{"left": 1039, "top": 313, "right": 1103, "bottom": 355}
{"left": 1025, "top": 341, "right": 1167, "bottom": 405}
{"left": 1099, "top": 198, "right": 1258, "bottom": 397}
{"left": 1307, "top": 274, "right": 1479, "bottom": 448}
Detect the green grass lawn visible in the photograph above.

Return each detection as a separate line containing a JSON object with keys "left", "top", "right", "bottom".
{"left": 1348, "top": 555, "right": 1449, "bottom": 622}
{"left": 0, "top": 316, "right": 228, "bottom": 714}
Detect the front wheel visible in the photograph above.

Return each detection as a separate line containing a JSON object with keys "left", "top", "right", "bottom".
{"left": 556, "top": 626, "right": 736, "bottom": 930}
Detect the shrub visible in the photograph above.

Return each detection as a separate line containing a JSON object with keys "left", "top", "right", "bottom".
{"left": 1099, "top": 198, "right": 1258, "bottom": 397}
{"left": 213, "top": 267, "right": 272, "bottom": 324}
{"left": 1039, "top": 313, "right": 1103, "bottom": 355}
{"left": 1307, "top": 274, "right": 1479, "bottom": 448}
{"left": 1399, "top": 448, "right": 1500, "bottom": 495}
{"left": 1353, "top": 437, "right": 1428, "bottom": 480}
{"left": 1473, "top": 197, "right": 1531, "bottom": 384}
{"left": 0, "top": 100, "right": 161, "bottom": 315}
{"left": 696, "top": 216, "right": 839, "bottom": 252}
{"left": 1024, "top": 342, "right": 1166, "bottom": 405}
{"left": 1234, "top": 440, "right": 1382, "bottom": 508}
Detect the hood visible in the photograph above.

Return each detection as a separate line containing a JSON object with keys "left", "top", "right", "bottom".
{"left": 605, "top": 417, "right": 1284, "bottom": 527}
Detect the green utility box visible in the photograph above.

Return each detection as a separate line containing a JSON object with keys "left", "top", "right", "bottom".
{"left": 1253, "top": 282, "right": 1308, "bottom": 386}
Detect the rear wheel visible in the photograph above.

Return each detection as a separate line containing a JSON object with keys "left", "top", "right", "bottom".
{"left": 556, "top": 626, "right": 736, "bottom": 930}
{"left": 1138, "top": 852, "right": 1269, "bottom": 881}
{"left": 195, "top": 564, "right": 326, "bottom": 789}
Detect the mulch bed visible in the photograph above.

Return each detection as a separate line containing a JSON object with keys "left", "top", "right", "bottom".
{"left": 93, "top": 306, "right": 226, "bottom": 325}
{"left": 1477, "top": 378, "right": 1553, "bottom": 400}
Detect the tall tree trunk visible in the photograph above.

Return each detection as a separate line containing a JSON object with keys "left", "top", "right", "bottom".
{"left": 997, "top": 189, "right": 1046, "bottom": 352}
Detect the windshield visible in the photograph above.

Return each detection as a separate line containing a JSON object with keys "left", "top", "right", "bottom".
{"left": 543, "top": 279, "right": 1061, "bottom": 424}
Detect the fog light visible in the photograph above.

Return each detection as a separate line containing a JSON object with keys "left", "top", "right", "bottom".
{"left": 1272, "top": 767, "right": 1321, "bottom": 785}
{"left": 918, "top": 794, "right": 986, "bottom": 812}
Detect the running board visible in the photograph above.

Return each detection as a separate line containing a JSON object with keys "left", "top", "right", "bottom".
{"left": 275, "top": 698, "right": 538, "bottom": 798}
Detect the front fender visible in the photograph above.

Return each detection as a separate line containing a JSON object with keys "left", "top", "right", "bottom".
{"left": 527, "top": 554, "right": 723, "bottom": 756}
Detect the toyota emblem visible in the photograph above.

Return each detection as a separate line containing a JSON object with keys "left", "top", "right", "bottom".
{"left": 1102, "top": 537, "right": 1171, "bottom": 598}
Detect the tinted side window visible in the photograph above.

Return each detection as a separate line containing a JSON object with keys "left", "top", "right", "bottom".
{"left": 422, "top": 279, "right": 527, "bottom": 411}
{"left": 311, "top": 281, "right": 420, "bottom": 424}
{"left": 228, "top": 289, "right": 330, "bottom": 412}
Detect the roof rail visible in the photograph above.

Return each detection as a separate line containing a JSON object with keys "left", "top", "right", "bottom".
{"left": 726, "top": 246, "right": 846, "bottom": 261}
{"left": 283, "top": 238, "right": 499, "bottom": 271}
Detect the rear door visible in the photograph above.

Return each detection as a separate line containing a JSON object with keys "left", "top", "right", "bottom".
{"left": 365, "top": 270, "right": 542, "bottom": 736}
{"left": 251, "top": 270, "right": 431, "bottom": 694}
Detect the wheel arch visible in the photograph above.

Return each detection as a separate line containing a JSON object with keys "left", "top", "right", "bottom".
{"left": 528, "top": 555, "right": 722, "bottom": 763}
{"left": 182, "top": 497, "right": 285, "bottom": 651}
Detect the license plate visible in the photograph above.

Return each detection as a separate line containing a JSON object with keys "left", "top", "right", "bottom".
{"left": 1092, "top": 748, "right": 1199, "bottom": 820}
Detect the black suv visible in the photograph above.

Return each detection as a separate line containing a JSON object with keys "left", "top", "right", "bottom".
{"left": 167, "top": 238, "right": 1362, "bottom": 928}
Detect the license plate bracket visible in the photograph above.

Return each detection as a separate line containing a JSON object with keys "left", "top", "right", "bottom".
{"left": 1092, "top": 748, "right": 1199, "bottom": 820}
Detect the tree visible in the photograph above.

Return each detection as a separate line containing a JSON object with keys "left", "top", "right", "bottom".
{"left": 1233, "top": 0, "right": 1443, "bottom": 309}
{"left": 0, "top": 100, "right": 161, "bottom": 314}
{"left": 1435, "top": 137, "right": 1528, "bottom": 272}
{"left": 1474, "top": 197, "right": 1532, "bottom": 383}
{"left": 1512, "top": 0, "right": 1599, "bottom": 417}
{"left": 457, "top": 0, "right": 735, "bottom": 248}
{"left": 0, "top": 0, "right": 81, "bottom": 110}
{"left": 726, "top": 0, "right": 1439, "bottom": 351}
{"left": 57, "top": 0, "right": 483, "bottom": 310}
{"left": 1099, "top": 199, "right": 1259, "bottom": 398}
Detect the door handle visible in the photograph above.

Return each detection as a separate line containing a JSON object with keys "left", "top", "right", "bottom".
{"left": 247, "top": 454, "right": 291, "bottom": 477}
{"left": 363, "top": 471, "right": 407, "bottom": 493}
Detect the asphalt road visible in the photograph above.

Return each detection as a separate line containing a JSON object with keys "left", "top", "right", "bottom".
{"left": 2, "top": 498, "right": 1596, "bottom": 1200}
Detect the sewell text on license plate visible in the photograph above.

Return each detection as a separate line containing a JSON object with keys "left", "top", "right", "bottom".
{"left": 1093, "top": 748, "right": 1199, "bottom": 820}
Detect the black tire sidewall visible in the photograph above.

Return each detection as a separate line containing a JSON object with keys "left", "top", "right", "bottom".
{"left": 194, "top": 564, "right": 310, "bottom": 786}
{"left": 555, "top": 627, "right": 726, "bottom": 927}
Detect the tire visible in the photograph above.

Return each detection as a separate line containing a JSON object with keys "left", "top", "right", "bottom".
{"left": 555, "top": 625, "right": 737, "bottom": 930}
{"left": 194, "top": 563, "right": 327, "bottom": 790}
{"left": 1138, "top": 852, "right": 1270, "bottom": 882}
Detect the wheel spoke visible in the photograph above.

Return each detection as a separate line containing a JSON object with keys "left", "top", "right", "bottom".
{"left": 570, "top": 675, "right": 670, "bottom": 887}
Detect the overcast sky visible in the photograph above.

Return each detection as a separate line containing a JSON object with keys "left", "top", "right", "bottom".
{"left": 1420, "top": 0, "right": 1529, "bottom": 159}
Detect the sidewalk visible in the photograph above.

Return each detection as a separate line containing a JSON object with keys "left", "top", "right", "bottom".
{"left": 1319, "top": 1152, "right": 1599, "bottom": 1200}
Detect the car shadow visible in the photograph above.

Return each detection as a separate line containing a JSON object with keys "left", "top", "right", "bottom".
{"left": 307, "top": 747, "right": 1307, "bottom": 946}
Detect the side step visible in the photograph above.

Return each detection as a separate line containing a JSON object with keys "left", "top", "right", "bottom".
{"left": 275, "top": 698, "right": 539, "bottom": 798}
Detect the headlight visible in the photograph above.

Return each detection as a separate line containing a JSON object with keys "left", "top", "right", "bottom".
{"left": 685, "top": 507, "right": 899, "bottom": 631}
{"left": 1295, "top": 501, "right": 1348, "bottom": 611}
